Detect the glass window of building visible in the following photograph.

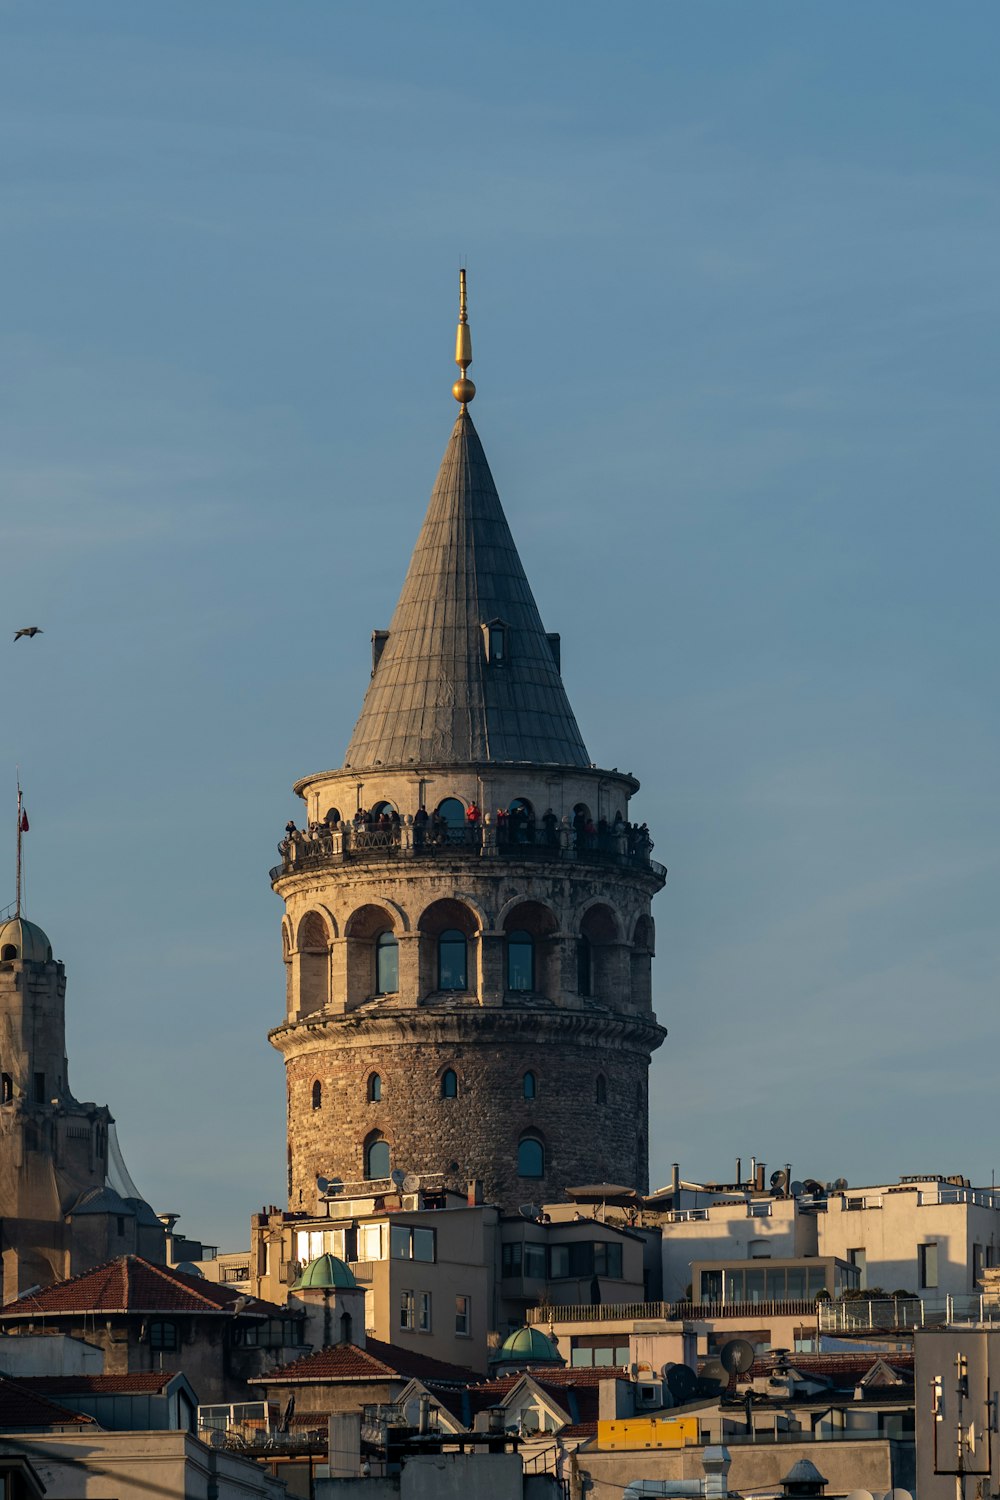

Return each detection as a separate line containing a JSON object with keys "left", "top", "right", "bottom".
{"left": 399, "top": 1290, "right": 414, "bottom": 1330}
{"left": 438, "top": 930, "right": 467, "bottom": 990}
{"left": 522, "top": 1071, "right": 536, "bottom": 1100}
{"left": 455, "top": 1295, "right": 470, "bottom": 1335}
{"left": 375, "top": 933, "right": 398, "bottom": 994}
{"left": 440, "top": 1068, "right": 458, "bottom": 1099}
{"left": 518, "top": 1136, "right": 544, "bottom": 1178}
{"left": 507, "top": 930, "right": 534, "bottom": 991}
{"left": 365, "top": 1136, "right": 390, "bottom": 1179}
{"left": 368, "top": 1073, "right": 382, "bottom": 1102}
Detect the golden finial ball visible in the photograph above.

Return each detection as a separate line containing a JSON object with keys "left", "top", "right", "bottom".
{"left": 452, "top": 377, "right": 476, "bottom": 405}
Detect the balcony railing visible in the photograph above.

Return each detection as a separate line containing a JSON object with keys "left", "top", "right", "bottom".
{"left": 527, "top": 1298, "right": 820, "bottom": 1325}
{"left": 270, "top": 822, "right": 665, "bottom": 885}
{"left": 819, "top": 1294, "right": 1000, "bottom": 1332}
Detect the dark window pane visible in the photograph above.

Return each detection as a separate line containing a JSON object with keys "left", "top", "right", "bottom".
{"left": 376, "top": 933, "right": 398, "bottom": 994}
{"left": 438, "top": 931, "right": 467, "bottom": 990}
{"left": 523, "top": 1072, "right": 536, "bottom": 1100}
{"left": 366, "top": 1138, "right": 390, "bottom": 1179}
{"left": 518, "top": 1137, "right": 544, "bottom": 1178}
{"left": 507, "top": 931, "right": 533, "bottom": 991}
{"left": 441, "top": 1069, "right": 458, "bottom": 1098}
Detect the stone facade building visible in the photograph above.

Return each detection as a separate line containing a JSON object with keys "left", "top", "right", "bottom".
{"left": 270, "top": 277, "right": 666, "bottom": 1214}
{"left": 0, "top": 915, "right": 164, "bottom": 1300}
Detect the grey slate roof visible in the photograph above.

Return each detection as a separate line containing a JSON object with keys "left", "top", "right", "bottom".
{"left": 343, "top": 410, "right": 590, "bottom": 772}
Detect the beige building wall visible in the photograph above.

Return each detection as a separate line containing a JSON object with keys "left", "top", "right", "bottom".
{"left": 0, "top": 1431, "right": 287, "bottom": 1500}
{"left": 660, "top": 1199, "right": 817, "bottom": 1301}
{"left": 578, "top": 1438, "right": 901, "bottom": 1500}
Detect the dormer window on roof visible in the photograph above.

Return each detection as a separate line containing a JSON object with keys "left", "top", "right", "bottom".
{"left": 483, "top": 619, "right": 508, "bottom": 666}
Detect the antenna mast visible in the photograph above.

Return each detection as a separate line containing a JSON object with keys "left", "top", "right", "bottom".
{"left": 16, "top": 778, "right": 23, "bottom": 919}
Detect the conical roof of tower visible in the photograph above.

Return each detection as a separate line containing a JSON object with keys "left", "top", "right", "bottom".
{"left": 343, "top": 409, "right": 590, "bottom": 772}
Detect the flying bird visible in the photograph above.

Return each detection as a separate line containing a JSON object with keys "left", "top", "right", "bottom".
{"left": 13, "top": 627, "right": 43, "bottom": 641}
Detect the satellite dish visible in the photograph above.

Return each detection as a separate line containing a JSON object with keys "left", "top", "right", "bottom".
{"left": 666, "top": 1364, "right": 697, "bottom": 1403}
{"left": 326, "top": 1177, "right": 344, "bottom": 1197}
{"left": 803, "top": 1179, "right": 826, "bottom": 1199}
{"left": 835, "top": 1177, "right": 849, "bottom": 1190}
{"left": 390, "top": 1169, "right": 406, "bottom": 1188}
{"left": 720, "top": 1339, "right": 756, "bottom": 1375}
{"left": 846, "top": 1491, "right": 874, "bottom": 1500}
{"left": 883, "top": 1490, "right": 913, "bottom": 1500}
{"left": 770, "top": 1169, "right": 789, "bottom": 1195}
{"left": 316, "top": 1176, "right": 330, "bottom": 1195}
{"left": 402, "top": 1172, "right": 421, "bottom": 1194}
{"left": 698, "top": 1358, "right": 729, "bottom": 1394}
{"left": 518, "top": 1203, "right": 539, "bottom": 1219}
{"left": 790, "top": 1181, "right": 805, "bottom": 1198}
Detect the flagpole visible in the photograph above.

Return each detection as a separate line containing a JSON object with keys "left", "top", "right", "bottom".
{"left": 16, "top": 778, "right": 23, "bottom": 920}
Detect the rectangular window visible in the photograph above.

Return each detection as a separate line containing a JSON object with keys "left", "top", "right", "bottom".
{"left": 390, "top": 1227, "right": 436, "bottom": 1262}
{"left": 502, "top": 1243, "right": 522, "bottom": 1277}
{"left": 455, "top": 1295, "right": 470, "bottom": 1336}
{"left": 549, "top": 1245, "right": 570, "bottom": 1279}
{"left": 33, "top": 1072, "right": 45, "bottom": 1105}
{"left": 973, "top": 1244, "right": 984, "bottom": 1288}
{"left": 919, "top": 1242, "right": 939, "bottom": 1289}
{"left": 419, "top": 1292, "right": 431, "bottom": 1332}
{"left": 593, "top": 1242, "right": 623, "bottom": 1279}
{"left": 116, "top": 1216, "right": 126, "bottom": 1236}
{"left": 524, "top": 1243, "right": 546, "bottom": 1279}
{"left": 360, "top": 1225, "right": 384, "bottom": 1261}
{"left": 399, "top": 1290, "right": 415, "bottom": 1331}
{"left": 848, "top": 1248, "right": 868, "bottom": 1289}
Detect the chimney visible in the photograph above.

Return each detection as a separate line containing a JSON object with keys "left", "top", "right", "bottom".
{"left": 671, "top": 1163, "right": 680, "bottom": 1196}
{"left": 468, "top": 1179, "right": 484, "bottom": 1206}
{"left": 756, "top": 1162, "right": 766, "bottom": 1192}
{"left": 736, "top": 1157, "right": 742, "bottom": 1185}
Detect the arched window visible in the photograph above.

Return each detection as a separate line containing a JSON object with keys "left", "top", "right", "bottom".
{"left": 370, "top": 800, "right": 397, "bottom": 820}
{"left": 366, "top": 1135, "right": 390, "bottom": 1179}
{"left": 522, "top": 1071, "right": 536, "bottom": 1100}
{"left": 436, "top": 797, "right": 466, "bottom": 828}
{"left": 438, "top": 930, "right": 467, "bottom": 991}
{"left": 441, "top": 1068, "right": 458, "bottom": 1099}
{"left": 507, "top": 930, "right": 534, "bottom": 992}
{"left": 577, "top": 936, "right": 591, "bottom": 996}
{"left": 368, "top": 1073, "right": 382, "bottom": 1103}
{"left": 311, "top": 1080, "right": 322, "bottom": 1111}
{"left": 596, "top": 1074, "right": 607, "bottom": 1106}
{"left": 518, "top": 1136, "right": 545, "bottom": 1178}
{"left": 0, "top": 945, "right": 16, "bottom": 962}
{"left": 324, "top": 806, "right": 342, "bottom": 826}
{"left": 375, "top": 932, "right": 399, "bottom": 994}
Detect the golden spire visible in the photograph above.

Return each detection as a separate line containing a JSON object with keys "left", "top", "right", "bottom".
{"left": 452, "top": 268, "right": 476, "bottom": 408}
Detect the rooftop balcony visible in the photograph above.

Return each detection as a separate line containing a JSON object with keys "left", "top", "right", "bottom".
{"left": 818, "top": 1294, "right": 1000, "bottom": 1333}
{"left": 527, "top": 1298, "right": 820, "bottom": 1325}
{"left": 270, "top": 820, "right": 666, "bottom": 885}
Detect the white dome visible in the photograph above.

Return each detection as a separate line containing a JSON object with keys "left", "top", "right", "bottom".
{"left": 0, "top": 917, "right": 53, "bottom": 964}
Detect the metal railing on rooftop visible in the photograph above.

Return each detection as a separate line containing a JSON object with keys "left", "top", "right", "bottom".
{"left": 527, "top": 1299, "right": 820, "bottom": 1325}
{"left": 819, "top": 1294, "right": 1000, "bottom": 1332}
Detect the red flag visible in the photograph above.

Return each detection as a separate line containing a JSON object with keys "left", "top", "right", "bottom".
{"left": 19, "top": 810, "right": 28, "bottom": 833}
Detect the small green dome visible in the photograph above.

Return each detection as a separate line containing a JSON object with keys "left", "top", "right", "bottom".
{"left": 494, "top": 1325, "right": 564, "bottom": 1367}
{"left": 0, "top": 917, "right": 52, "bottom": 965}
{"left": 291, "top": 1253, "right": 357, "bottom": 1291}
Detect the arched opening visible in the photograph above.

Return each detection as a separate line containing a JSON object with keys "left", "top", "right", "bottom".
{"left": 435, "top": 797, "right": 466, "bottom": 829}
{"left": 595, "top": 1074, "right": 607, "bottom": 1106}
{"left": 346, "top": 904, "right": 400, "bottom": 1008}
{"left": 506, "top": 930, "right": 534, "bottom": 992}
{"left": 518, "top": 1136, "right": 545, "bottom": 1178}
{"left": 0, "top": 944, "right": 16, "bottom": 962}
{"left": 368, "top": 1073, "right": 382, "bottom": 1103}
{"left": 579, "top": 904, "right": 622, "bottom": 1003}
{"left": 311, "top": 1080, "right": 322, "bottom": 1111}
{"left": 323, "top": 806, "right": 343, "bottom": 826}
{"left": 631, "top": 914, "right": 655, "bottom": 1010}
{"left": 440, "top": 1068, "right": 458, "bottom": 1099}
{"left": 506, "top": 797, "right": 534, "bottom": 845}
{"left": 370, "top": 800, "right": 397, "bottom": 821}
{"left": 522, "top": 1071, "right": 536, "bottom": 1101}
{"left": 365, "top": 1133, "right": 390, "bottom": 1179}
{"left": 418, "top": 899, "right": 479, "bottom": 999}
{"left": 297, "top": 911, "right": 331, "bottom": 1015}
{"left": 375, "top": 931, "right": 399, "bottom": 994}
{"left": 502, "top": 901, "right": 558, "bottom": 999}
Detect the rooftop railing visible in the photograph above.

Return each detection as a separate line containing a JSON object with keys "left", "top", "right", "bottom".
{"left": 270, "top": 821, "right": 666, "bottom": 884}
{"left": 819, "top": 1294, "right": 1000, "bottom": 1332}
{"left": 527, "top": 1298, "right": 820, "bottom": 1325}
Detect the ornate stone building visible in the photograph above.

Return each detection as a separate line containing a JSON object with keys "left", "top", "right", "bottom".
{"left": 270, "top": 276, "right": 666, "bottom": 1214}
{"left": 0, "top": 913, "right": 164, "bottom": 1300}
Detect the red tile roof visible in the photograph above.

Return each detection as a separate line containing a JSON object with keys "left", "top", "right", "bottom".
{"left": 252, "top": 1338, "right": 484, "bottom": 1386}
{"left": 743, "top": 1352, "right": 914, "bottom": 1388}
{"left": 17, "top": 1373, "right": 179, "bottom": 1396}
{"left": 0, "top": 1374, "right": 95, "bottom": 1430}
{"left": 0, "top": 1257, "right": 287, "bottom": 1319}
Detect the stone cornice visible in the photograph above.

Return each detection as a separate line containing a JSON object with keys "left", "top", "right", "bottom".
{"left": 269, "top": 1004, "right": 667, "bottom": 1058}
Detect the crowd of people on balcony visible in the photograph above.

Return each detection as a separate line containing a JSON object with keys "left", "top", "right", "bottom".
{"left": 278, "top": 800, "right": 653, "bottom": 862}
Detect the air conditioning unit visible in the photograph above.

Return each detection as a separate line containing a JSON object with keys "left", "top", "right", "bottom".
{"left": 402, "top": 1194, "right": 421, "bottom": 1211}
{"left": 635, "top": 1381, "right": 663, "bottom": 1409}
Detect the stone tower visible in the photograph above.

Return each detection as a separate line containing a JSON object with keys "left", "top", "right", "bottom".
{"left": 270, "top": 276, "right": 666, "bottom": 1213}
{"left": 0, "top": 913, "right": 165, "bottom": 1300}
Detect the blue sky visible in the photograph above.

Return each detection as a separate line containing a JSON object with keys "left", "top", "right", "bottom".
{"left": 2, "top": 1, "right": 998, "bottom": 1246}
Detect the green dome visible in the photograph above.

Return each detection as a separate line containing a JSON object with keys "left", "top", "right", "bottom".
{"left": 291, "top": 1253, "right": 357, "bottom": 1291}
{"left": 494, "top": 1325, "right": 564, "bottom": 1367}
